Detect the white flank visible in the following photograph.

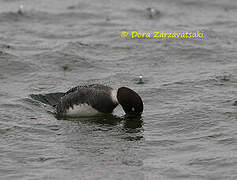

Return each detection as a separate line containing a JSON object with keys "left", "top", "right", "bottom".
{"left": 66, "top": 104, "right": 100, "bottom": 117}
{"left": 110, "top": 89, "right": 118, "bottom": 104}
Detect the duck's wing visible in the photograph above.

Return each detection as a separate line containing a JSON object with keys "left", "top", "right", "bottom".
{"left": 56, "top": 85, "right": 118, "bottom": 116}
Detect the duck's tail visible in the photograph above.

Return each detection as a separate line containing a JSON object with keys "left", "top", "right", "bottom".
{"left": 30, "top": 92, "right": 65, "bottom": 107}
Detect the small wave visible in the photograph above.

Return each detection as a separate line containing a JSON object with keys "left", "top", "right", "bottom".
{"left": 161, "top": 72, "right": 237, "bottom": 88}
{"left": 127, "top": 7, "right": 162, "bottom": 20}
{"left": 0, "top": 9, "right": 100, "bottom": 24}
{"left": 0, "top": 55, "right": 36, "bottom": 78}
{"left": 30, "top": 50, "right": 98, "bottom": 72}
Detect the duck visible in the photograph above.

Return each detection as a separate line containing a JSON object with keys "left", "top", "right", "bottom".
{"left": 30, "top": 84, "right": 143, "bottom": 118}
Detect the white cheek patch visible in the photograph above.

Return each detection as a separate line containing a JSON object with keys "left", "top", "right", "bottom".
{"left": 132, "top": 107, "right": 135, "bottom": 112}
{"left": 66, "top": 104, "right": 100, "bottom": 117}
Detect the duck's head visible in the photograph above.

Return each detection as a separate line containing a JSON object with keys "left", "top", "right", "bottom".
{"left": 117, "top": 87, "right": 143, "bottom": 117}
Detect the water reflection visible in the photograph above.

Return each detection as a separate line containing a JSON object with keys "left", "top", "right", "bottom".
{"left": 123, "top": 116, "right": 143, "bottom": 129}
{"left": 60, "top": 114, "right": 143, "bottom": 130}
{"left": 59, "top": 114, "right": 144, "bottom": 141}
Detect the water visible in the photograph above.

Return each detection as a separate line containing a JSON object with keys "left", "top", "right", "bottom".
{"left": 0, "top": 0, "right": 237, "bottom": 179}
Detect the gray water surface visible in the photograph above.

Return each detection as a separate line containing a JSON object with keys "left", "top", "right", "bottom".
{"left": 0, "top": 0, "right": 237, "bottom": 179}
